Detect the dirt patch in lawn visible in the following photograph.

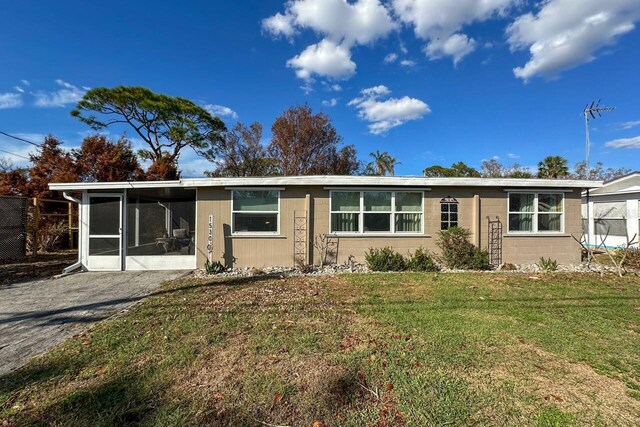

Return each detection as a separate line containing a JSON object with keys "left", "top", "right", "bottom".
{"left": 472, "top": 341, "right": 640, "bottom": 425}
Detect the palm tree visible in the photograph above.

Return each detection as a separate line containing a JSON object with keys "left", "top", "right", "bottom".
{"left": 367, "top": 150, "right": 400, "bottom": 176}
{"left": 537, "top": 155, "right": 569, "bottom": 179}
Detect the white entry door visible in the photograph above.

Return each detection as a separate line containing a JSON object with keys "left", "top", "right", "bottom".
{"left": 87, "top": 194, "right": 122, "bottom": 271}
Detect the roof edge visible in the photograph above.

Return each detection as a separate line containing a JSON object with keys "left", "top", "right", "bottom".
{"left": 49, "top": 175, "right": 603, "bottom": 191}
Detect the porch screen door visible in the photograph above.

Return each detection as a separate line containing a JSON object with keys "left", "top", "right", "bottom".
{"left": 87, "top": 195, "right": 122, "bottom": 270}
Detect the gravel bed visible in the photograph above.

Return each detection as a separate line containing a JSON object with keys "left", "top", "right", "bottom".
{"left": 193, "top": 261, "right": 624, "bottom": 279}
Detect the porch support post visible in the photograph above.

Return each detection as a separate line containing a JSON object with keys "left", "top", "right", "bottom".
{"left": 472, "top": 194, "right": 480, "bottom": 247}
{"left": 305, "top": 193, "right": 311, "bottom": 265}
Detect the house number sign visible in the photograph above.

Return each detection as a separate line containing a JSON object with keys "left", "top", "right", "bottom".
{"left": 207, "top": 214, "right": 213, "bottom": 261}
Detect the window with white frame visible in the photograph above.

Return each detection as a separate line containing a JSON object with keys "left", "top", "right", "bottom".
{"left": 508, "top": 192, "right": 563, "bottom": 233}
{"left": 593, "top": 201, "right": 627, "bottom": 237}
{"left": 330, "top": 191, "right": 423, "bottom": 234}
{"left": 232, "top": 190, "right": 279, "bottom": 233}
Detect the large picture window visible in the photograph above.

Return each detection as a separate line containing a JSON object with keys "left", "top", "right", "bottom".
{"left": 232, "top": 190, "right": 279, "bottom": 234}
{"left": 330, "top": 191, "right": 423, "bottom": 234}
{"left": 508, "top": 192, "right": 563, "bottom": 233}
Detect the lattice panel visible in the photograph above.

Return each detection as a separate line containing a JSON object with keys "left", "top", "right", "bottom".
{"left": 294, "top": 210, "right": 307, "bottom": 266}
{"left": 487, "top": 216, "right": 503, "bottom": 266}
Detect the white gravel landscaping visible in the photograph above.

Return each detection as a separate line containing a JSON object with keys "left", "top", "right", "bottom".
{"left": 193, "top": 261, "right": 624, "bottom": 279}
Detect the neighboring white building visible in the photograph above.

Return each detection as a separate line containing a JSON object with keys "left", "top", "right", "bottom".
{"left": 582, "top": 172, "right": 640, "bottom": 248}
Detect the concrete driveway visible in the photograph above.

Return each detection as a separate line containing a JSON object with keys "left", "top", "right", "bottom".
{"left": 0, "top": 270, "right": 187, "bottom": 376}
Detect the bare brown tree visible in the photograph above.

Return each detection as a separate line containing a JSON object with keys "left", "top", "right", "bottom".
{"left": 205, "top": 122, "right": 278, "bottom": 177}
{"left": 269, "top": 105, "right": 360, "bottom": 175}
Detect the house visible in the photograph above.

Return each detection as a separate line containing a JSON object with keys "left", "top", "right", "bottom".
{"left": 582, "top": 171, "right": 640, "bottom": 248}
{"left": 49, "top": 176, "right": 602, "bottom": 271}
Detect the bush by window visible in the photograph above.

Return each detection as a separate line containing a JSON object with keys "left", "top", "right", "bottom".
{"left": 436, "top": 226, "right": 490, "bottom": 270}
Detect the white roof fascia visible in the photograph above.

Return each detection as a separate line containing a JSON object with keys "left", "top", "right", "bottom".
{"left": 49, "top": 175, "right": 604, "bottom": 191}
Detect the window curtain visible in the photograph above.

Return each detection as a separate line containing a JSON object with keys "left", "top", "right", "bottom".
{"left": 331, "top": 213, "right": 358, "bottom": 232}
{"left": 396, "top": 213, "right": 421, "bottom": 232}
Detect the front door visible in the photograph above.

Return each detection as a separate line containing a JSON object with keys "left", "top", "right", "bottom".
{"left": 87, "top": 194, "right": 122, "bottom": 271}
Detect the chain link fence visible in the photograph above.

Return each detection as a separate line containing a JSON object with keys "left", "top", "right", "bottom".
{"left": 0, "top": 195, "right": 28, "bottom": 260}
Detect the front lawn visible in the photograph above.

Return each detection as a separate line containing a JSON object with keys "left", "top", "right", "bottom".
{"left": 1, "top": 272, "right": 639, "bottom": 426}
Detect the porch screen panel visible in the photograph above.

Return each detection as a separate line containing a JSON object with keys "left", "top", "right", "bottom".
{"left": 89, "top": 197, "right": 120, "bottom": 235}
{"left": 126, "top": 190, "right": 196, "bottom": 256}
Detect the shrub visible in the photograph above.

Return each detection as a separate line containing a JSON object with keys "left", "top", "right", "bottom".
{"left": 204, "top": 259, "right": 225, "bottom": 274}
{"left": 623, "top": 247, "right": 640, "bottom": 270}
{"left": 407, "top": 247, "right": 439, "bottom": 272}
{"left": 538, "top": 256, "right": 558, "bottom": 272}
{"left": 37, "top": 220, "right": 68, "bottom": 253}
{"left": 469, "top": 248, "right": 491, "bottom": 270}
{"left": 365, "top": 247, "right": 407, "bottom": 272}
{"left": 437, "top": 226, "right": 491, "bottom": 270}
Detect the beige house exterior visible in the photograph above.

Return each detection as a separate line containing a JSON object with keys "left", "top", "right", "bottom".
{"left": 50, "top": 176, "right": 601, "bottom": 272}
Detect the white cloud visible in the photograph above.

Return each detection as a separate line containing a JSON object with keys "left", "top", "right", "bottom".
{"left": 322, "top": 98, "right": 338, "bottom": 107}
{"left": 425, "top": 33, "right": 477, "bottom": 64}
{"left": 20, "top": 80, "right": 30, "bottom": 86}
{"left": 348, "top": 84, "right": 430, "bottom": 134}
{"left": 262, "top": 12, "right": 297, "bottom": 38}
{"left": 392, "top": 0, "right": 515, "bottom": 63}
{"left": 33, "top": 80, "right": 87, "bottom": 108}
{"left": 507, "top": 0, "right": 640, "bottom": 80}
{"left": 203, "top": 104, "right": 238, "bottom": 119}
{"left": 605, "top": 136, "right": 640, "bottom": 149}
{"left": 507, "top": 152, "right": 520, "bottom": 159}
{"left": 0, "top": 93, "right": 23, "bottom": 109}
{"left": 384, "top": 53, "right": 398, "bottom": 63}
{"left": 399, "top": 59, "right": 416, "bottom": 67}
{"left": 265, "top": 0, "right": 396, "bottom": 81}
{"left": 14, "top": 86, "right": 24, "bottom": 93}
{"left": 619, "top": 120, "right": 640, "bottom": 130}
{"left": 331, "top": 84, "right": 342, "bottom": 91}
{"left": 285, "top": 0, "right": 397, "bottom": 45}
{"left": 287, "top": 39, "right": 356, "bottom": 80}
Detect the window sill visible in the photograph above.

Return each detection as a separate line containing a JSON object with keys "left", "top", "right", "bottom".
{"left": 503, "top": 233, "right": 569, "bottom": 237}
{"left": 227, "top": 234, "right": 285, "bottom": 239}
{"left": 328, "top": 233, "right": 431, "bottom": 238}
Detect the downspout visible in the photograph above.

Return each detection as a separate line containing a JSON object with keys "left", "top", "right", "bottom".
{"left": 62, "top": 192, "right": 82, "bottom": 274}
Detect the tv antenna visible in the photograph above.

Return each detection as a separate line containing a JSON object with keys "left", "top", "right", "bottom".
{"left": 583, "top": 100, "right": 615, "bottom": 171}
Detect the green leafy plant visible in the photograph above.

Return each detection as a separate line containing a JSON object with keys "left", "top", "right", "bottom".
{"left": 365, "top": 247, "right": 407, "bottom": 272}
{"left": 437, "top": 226, "right": 491, "bottom": 270}
{"left": 469, "top": 248, "right": 491, "bottom": 270}
{"left": 204, "top": 259, "right": 226, "bottom": 274}
{"left": 407, "top": 247, "right": 439, "bottom": 272}
{"left": 538, "top": 257, "right": 558, "bottom": 272}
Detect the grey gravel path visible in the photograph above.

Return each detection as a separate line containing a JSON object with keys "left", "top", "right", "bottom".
{"left": 0, "top": 270, "right": 187, "bottom": 376}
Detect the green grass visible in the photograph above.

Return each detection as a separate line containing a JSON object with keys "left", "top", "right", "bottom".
{"left": 1, "top": 273, "right": 639, "bottom": 426}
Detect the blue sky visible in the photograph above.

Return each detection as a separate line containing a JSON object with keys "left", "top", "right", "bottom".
{"left": 1, "top": 0, "right": 639, "bottom": 177}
